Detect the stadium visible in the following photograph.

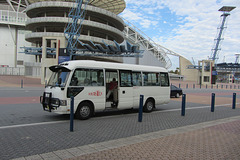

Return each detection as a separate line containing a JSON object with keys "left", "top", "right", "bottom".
{"left": 0, "top": 0, "right": 191, "bottom": 83}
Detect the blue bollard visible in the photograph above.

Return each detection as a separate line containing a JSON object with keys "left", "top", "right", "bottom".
{"left": 232, "top": 93, "right": 236, "bottom": 109}
{"left": 70, "top": 96, "right": 74, "bottom": 132}
{"left": 138, "top": 95, "right": 144, "bottom": 122}
{"left": 211, "top": 93, "right": 215, "bottom": 112}
{"left": 186, "top": 84, "right": 188, "bottom": 89}
{"left": 21, "top": 79, "right": 23, "bottom": 88}
{"left": 181, "top": 94, "right": 186, "bottom": 116}
{"left": 193, "top": 84, "right": 195, "bottom": 89}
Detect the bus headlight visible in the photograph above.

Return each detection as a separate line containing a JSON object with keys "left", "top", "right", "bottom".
{"left": 59, "top": 100, "right": 67, "bottom": 106}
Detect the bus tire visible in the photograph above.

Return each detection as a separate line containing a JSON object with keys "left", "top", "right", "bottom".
{"left": 76, "top": 102, "right": 93, "bottom": 120}
{"left": 143, "top": 99, "right": 154, "bottom": 113}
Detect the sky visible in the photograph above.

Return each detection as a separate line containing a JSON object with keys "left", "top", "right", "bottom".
{"left": 119, "top": 0, "right": 240, "bottom": 70}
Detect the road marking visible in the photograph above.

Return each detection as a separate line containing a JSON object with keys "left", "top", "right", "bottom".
{"left": 0, "top": 120, "right": 67, "bottom": 130}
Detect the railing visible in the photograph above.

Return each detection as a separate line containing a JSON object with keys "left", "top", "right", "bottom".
{"left": 0, "top": 67, "right": 25, "bottom": 75}
{"left": 0, "top": 10, "right": 28, "bottom": 26}
{"left": 0, "top": 65, "right": 41, "bottom": 77}
{"left": 171, "top": 82, "right": 240, "bottom": 90}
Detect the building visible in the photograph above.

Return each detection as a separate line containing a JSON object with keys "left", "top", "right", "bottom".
{"left": 0, "top": 0, "right": 33, "bottom": 67}
{"left": 1, "top": 0, "right": 187, "bottom": 83}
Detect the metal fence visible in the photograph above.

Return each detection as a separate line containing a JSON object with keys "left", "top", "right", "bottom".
{"left": 0, "top": 67, "right": 25, "bottom": 75}
{"left": 0, "top": 66, "right": 41, "bottom": 77}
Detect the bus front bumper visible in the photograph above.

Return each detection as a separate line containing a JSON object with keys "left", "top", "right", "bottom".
{"left": 40, "top": 92, "right": 60, "bottom": 112}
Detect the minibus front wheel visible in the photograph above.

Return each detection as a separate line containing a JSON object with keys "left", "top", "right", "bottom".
{"left": 76, "top": 102, "right": 93, "bottom": 120}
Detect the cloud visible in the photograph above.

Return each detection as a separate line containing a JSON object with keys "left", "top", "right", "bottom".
{"left": 122, "top": 0, "right": 240, "bottom": 69}
{"left": 120, "top": 9, "right": 142, "bottom": 22}
{"left": 121, "top": 8, "right": 159, "bottom": 29}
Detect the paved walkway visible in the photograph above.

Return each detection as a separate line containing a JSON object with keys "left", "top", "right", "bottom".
{"left": 0, "top": 75, "right": 43, "bottom": 87}
{"left": 13, "top": 116, "right": 240, "bottom": 160}
{"left": 3, "top": 76, "right": 239, "bottom": 159}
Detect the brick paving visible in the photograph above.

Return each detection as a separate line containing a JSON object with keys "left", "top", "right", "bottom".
{"left": 0, "top": 75, "right": 43, "bottom": 87}
{"left": 171, "top": 94, "right": 240, "bottom": 106}
{"left": 0, "top": 97, "right": 39, "bottom": 104}
{"left": 12, "top": 116, "right": 240, "bottom": 160}
{"left": 67, "top": 118, "right": 240, "bottom": 160}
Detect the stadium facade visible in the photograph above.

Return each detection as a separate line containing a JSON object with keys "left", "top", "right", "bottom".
{"left": 0, "top": 0, "right": 33, "bottom": 67}
{"left": 0, "top": 0, "right": 177, "bottom": 82}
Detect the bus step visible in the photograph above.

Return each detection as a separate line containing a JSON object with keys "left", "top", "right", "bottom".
{"left": 105, "top": 107, "right": 119, "bottom": 111}
{"left": 106, "top": 102, "right": 112, "bottom": 108}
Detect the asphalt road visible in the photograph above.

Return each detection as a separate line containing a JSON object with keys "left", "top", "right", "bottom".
{"left": 1, "top": 87, "right": 240, "bottom": 159}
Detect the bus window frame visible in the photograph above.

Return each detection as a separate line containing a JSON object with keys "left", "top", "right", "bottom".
{"left": 119, "top": 70, "right": 133, "bottom": 87}
{"left": 160, "top": 72, "right": 170, "bottom": 87}
{"left": 143, "top": 72, "right": 161, "bottom": 86}
{"left": 132, "top": 71, "right": 142, "bottom": 86}
{"left": 70, "top": 68, "right": 104, "bottom": 87}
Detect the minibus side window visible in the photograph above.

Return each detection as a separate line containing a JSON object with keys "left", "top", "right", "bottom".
{"left": 132, "top": 72, "right": 142, "bottom": 86}
{"left": 120, "top": 70, "right": 132, "bottom": 87}
{"left": 70, "top": 69, "right": 104, "bottom": 86}
{"left": 143, "top": 72, "right": 160, "bottom": 86}
{"left": 160, "top": 72, "right": 169, "bottom": 87}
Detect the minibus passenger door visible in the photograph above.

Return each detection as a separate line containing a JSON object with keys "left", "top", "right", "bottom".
{"left": 118, "top": 70, "right": 133, "bottom": 109}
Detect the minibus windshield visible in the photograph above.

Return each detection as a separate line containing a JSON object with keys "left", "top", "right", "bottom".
{"left": 48, "top": 70, "right": 70, "bottom": 87}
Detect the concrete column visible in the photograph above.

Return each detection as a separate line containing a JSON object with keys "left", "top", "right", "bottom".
{"left": 40, "top": 36, "right": 66, "bottom": 84}
{"left": 41, "top": 37, "right": 47, "bottom": 84}
{"left": 14, "top": 27, "right": 18, "bottom": 67}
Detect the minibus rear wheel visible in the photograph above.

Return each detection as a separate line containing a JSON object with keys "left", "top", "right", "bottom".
{"left": 143, "top": 99, "right": 154, "bottom": 113}
{"left": 76, "top": 102, "right": 93, "bottom": 120}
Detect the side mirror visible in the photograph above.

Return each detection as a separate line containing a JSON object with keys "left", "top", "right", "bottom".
{"left": 45, "top": 80, "right": 48, "bottom": 88}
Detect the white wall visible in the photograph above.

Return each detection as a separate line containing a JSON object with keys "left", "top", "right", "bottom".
{"left": 0, "top": 26, "right": 15, "bottom": 66}
{"left": 0, "top": 26, "right": 34, "bottom": 67}
{"left": 17, "top": 30, "right": 35, "bottom": 65}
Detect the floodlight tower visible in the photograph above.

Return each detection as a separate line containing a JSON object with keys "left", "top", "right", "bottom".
{"left": 210, "top": 6, "right": 236, "bottom": 63}
{"left": 235, "top": 54, "right": 240, "bottom": 64}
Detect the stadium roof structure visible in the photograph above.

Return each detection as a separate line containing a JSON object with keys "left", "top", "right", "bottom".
{"left": 27, "top": 0, "right": 126, "bottom": 14}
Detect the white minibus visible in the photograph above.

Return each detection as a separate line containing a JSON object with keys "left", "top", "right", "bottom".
{"left": 40, "top": 60, "right": 170, "bottom": 120}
